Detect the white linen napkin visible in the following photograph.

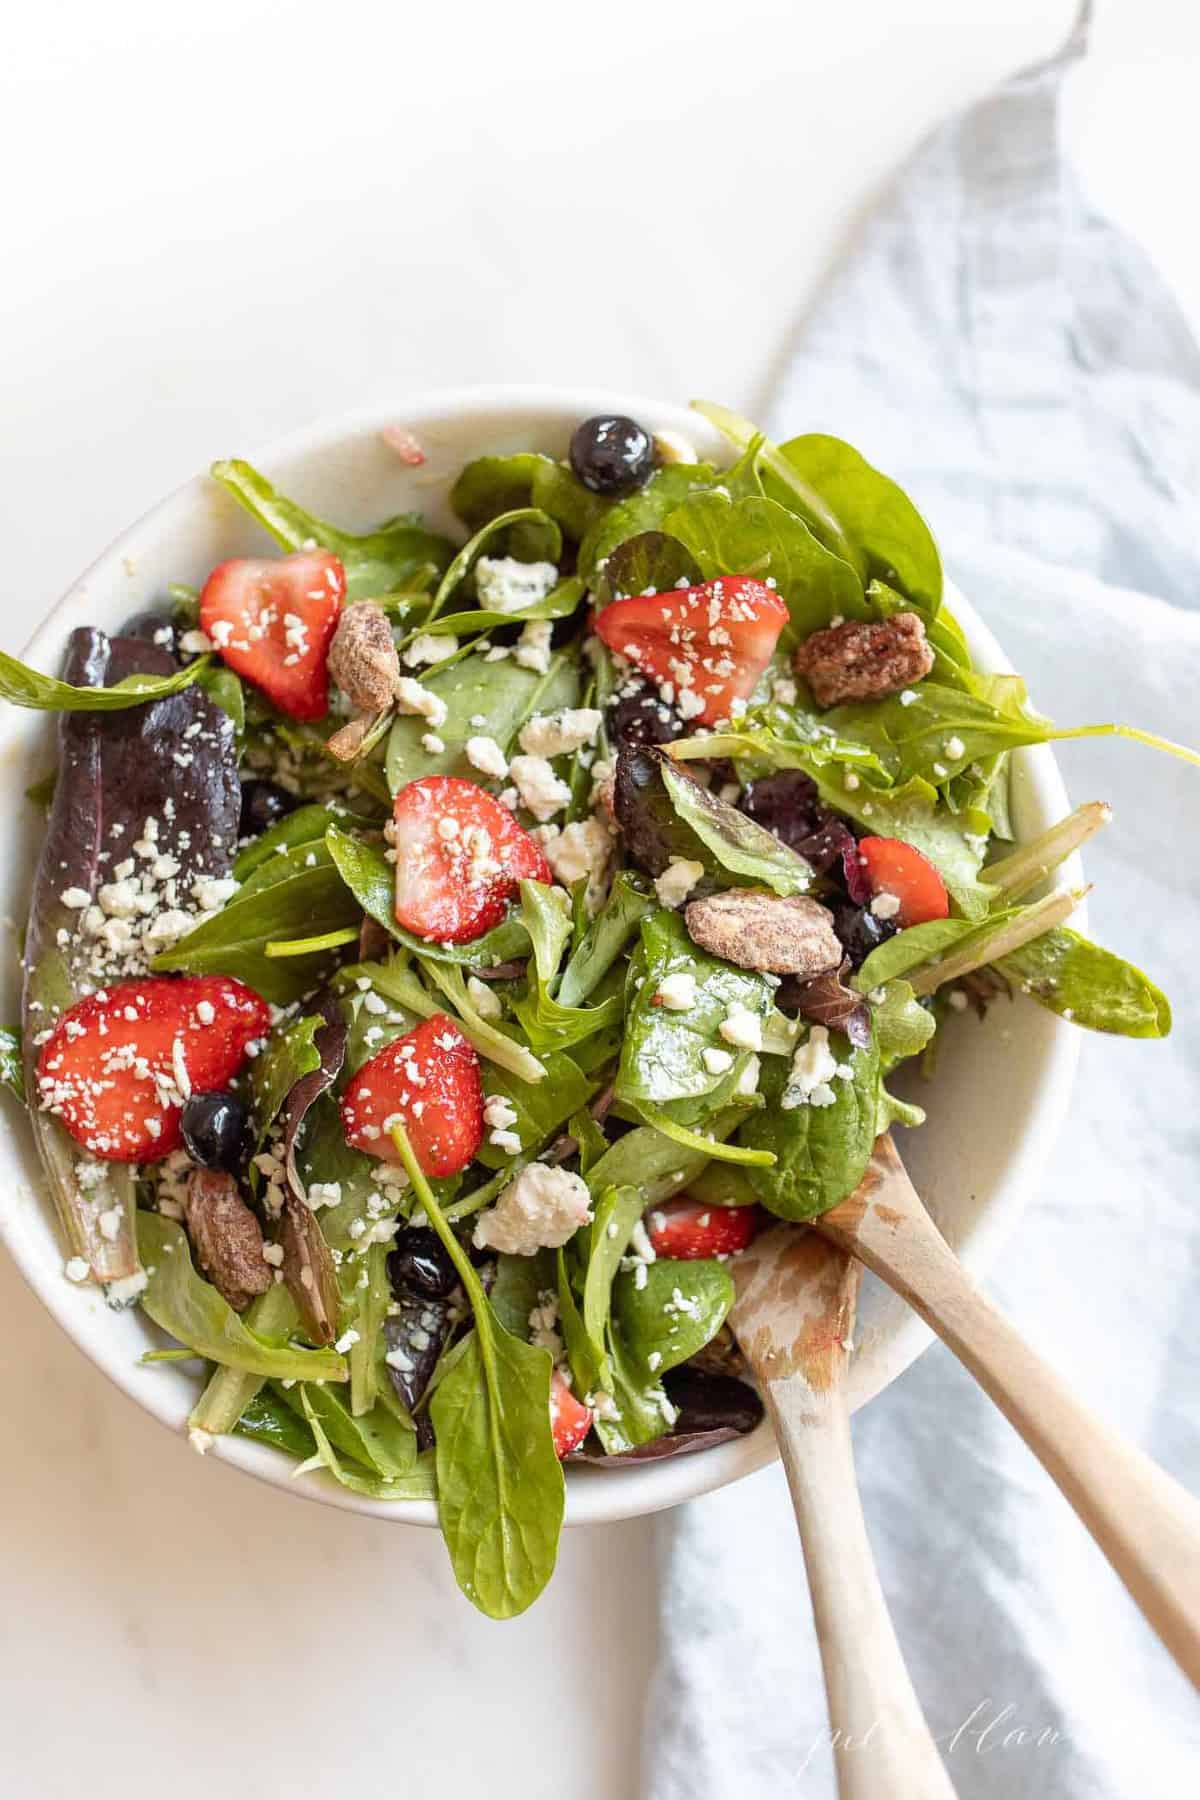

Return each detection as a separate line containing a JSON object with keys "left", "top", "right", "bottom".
{"left": 644, "top": 15, "right": 1200, "bottom": 1796}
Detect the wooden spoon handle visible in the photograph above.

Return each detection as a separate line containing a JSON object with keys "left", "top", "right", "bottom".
{"left": 818, "top": 1160, "right": 1200, "bottom": 1689}
{"left": 767, "top": 1374, "right": 957, "bottom": 1799}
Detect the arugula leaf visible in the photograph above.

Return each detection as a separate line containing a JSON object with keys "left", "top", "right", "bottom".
{"left": 578, "top": 463, "right": 721, "bottom": 589}
{"left": 391, "top": 1126, "right": 564, "bottom": 1619}
{"left": 152, "top": 844, "right": 362, "bottom": 1003}
{"left": 136, "top": 1211, "right": 347, "bottom": 1382}
{"left": 325, "top": 823, "right": 532, "bottom": 965}
{"left": 615, "top": 911, "right": 773, "bottom": 1121}
{"left": 385, "top": 648, "right": 580, "bottom": 792}
{"left": 0, "top": 1027, "right": 24, "bottom": 1103}
{"left": 663, "top": 491, "right": 868, "bottom": 641}
{"left": 211, "top": 458, "right": 454, "bottom": 601}
{"left": 737, "top": 1031, "right": 881, "bottom": 1220}
{"left": 776, "top": 434, "right": 943, "bottom": 610}
{"left": 249, "top": 1012, "right": 324, "bottom": 1146}
{"left": 557, "top": 871, "right": 654, "bottom": 1008}
{"left": 997, "top": 929, "right": 1171, "bottom": 1038}
{"left": 0, "top": 649, "right": 210, "bottom": 713}
{"left": 659, "top": 753, "right": 814, "bottom": 895}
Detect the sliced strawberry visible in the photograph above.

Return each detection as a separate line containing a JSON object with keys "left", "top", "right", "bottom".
{"left": 646, "top": 1196, "right": 762, "bottom": 1260}
{"left": 35, "top": 976, "right": 270, "bottom": 1162}
{"left": 594, "top": 575, "right": 788, "bottom": 726}
{"left": 341, "top": 1012, "right": 483, "bottom": 1176}
{"left": 391, "top": 776, "right": 552, "bottom": 944}
{"left": 856, "top": 836, "right": 950, "bottom": 927}
{"left": 199, "top": 548, "right": 345, "bottom": 721}
{"left": 550, "top": 1369, "right": 593, "bottom": 1458}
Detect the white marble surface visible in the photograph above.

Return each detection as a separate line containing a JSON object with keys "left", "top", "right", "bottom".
{"left": 2, "top": 3, "right": 1198, "bottom": 1795}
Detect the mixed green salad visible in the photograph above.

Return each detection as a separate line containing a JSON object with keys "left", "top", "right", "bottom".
{"left": 3, "top": 401, "right": 1193, "bottom": 1619}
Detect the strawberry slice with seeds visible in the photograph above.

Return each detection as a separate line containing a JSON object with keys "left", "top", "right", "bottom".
{"left": 35, "top": 975, "right": 270, "bottom": 1162}
{"left": 856, "top": 836, "right": 950, "bottom": 927}
{"left": 645, "top": 1196, "right": 762, "bottom": 1260}
{"left": 550, "top": 1370, "right": 593, "bottom": 1458}
{"left": 391, "top": 775, "right": 552, "bottom": 944}
{"left": 594, "top": 575, "right": 788, "bottom": 726}
{"left": 199, "top": 549, "right": 345, "bottom": 721}
{"left": 341, "top": 1012, "right": 484, "bottom": 1176}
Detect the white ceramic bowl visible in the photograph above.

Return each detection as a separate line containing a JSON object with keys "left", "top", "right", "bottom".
{"left": 0, "top": 386, "right": 1080, "bottom": 1527}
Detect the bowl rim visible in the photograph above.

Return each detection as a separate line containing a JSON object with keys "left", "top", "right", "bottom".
{"left": 0, "top": 384, "right": 1080, "bottom": 1529}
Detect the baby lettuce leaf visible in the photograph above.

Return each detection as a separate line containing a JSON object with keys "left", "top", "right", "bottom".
{"left": 870, "top": 980, "right": 938, "bottom": 1069}
{"left": 0, "top": 1027, "right": 24, "bottom": 1103}
{"left": 189, "top": 1283, "right": 300, "bottom": 1435}
{"left": 615, "top": 912, "right": 772, "bottom": 1124}
{"left": 997, "top": 928, "right": 1171, "bottom": 1038}
{"left": 211, "top": 458, "right": 454, "bottom": 601}
{"left": 775, "top": 434, "right": 943, "bottom": 611}
{"left": 585, "top": 1110, "right": 746, "bottom": 1206}
{"left": 663, "top": 491, "right": 868, "bottom": 641}
{"left": 512, "top": 880, "right": 623, "bottom": 1053}
{"left": 233, "top": 801, "right": 367, "bottom": 880}
{"left": 278, "top": 1380, "right": 416, "bottom": 1480}
{"left": 152, "top": 843, "right": 362, "bottom": 1003}
{"left": 391, "top": 1126, "right": 564, "bottom": 1619}
{"left": 604, "top": 531, "right": 702, "bottom": 599}
{"left": 854, "top": 919, "right": 980, "bottom": 993}
{"left": 737, "top": 1030, "right": 881, "bottom": 1220}
{"left": 490, "top": 1248, "right": 557, "bottom": 1339}
{"left": 0, "top": 650, "right": 211, "bottom": 712}
{"left": 658, "top": 753, "right": 814, "bottom": 895}
{"left": 557, "top": 872, "right": 655, "bottom": 1008}
{"left": 249, "top": 1012, "right": 324, "bottom": 1146}
{"left": 295, "top": 1388, "right": 438, "bottom": 1500}
{"left": 136, "top": 1212, "right": 347, "bottom": 1382}
{"left": 325, "top": 823, "right": 532, "bottom": 966}
{"left": 385, "top": 648, "right": 579, "bottom": 792}
{"left": 235, "top": 1389, "right": 320, "bottom": 1460}
{"left": 578, "top": 463, "right": 721, "bottom": 589}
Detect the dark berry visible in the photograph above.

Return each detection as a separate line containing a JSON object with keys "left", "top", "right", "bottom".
{"left": 569, "top": 414, "right": 655, "bottom": 497}
{"left": 388, "top": 1226, "right": 459, "bottom": 1300}
{"left": 607, "top": 679, "right": 685, "bottom": 751}
{"left": 238, "top": 779, "right": 299, "bottom": 839}
{"left": 119, "top": 610, "right": 178, "bottom": 655}
{"left": 181, "top": 1091, "right": 250, "bottom": 1172}
{"left": 832, "top": 902, "right": 896, "bottom": 970}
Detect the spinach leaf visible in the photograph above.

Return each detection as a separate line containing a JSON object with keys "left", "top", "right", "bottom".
{"left": 997, "top": 928, "right": 1171, "bottom": 1038}
{"left": 738, "top": 1031, "right": 881, "bottom": 1220}
{"left": 296, "top": 1388, "right": 438, "bottom": 1500}
{"left": 604, "top": 530, "right": 701, "bottom": 598}
{"left": 584, "top": 1110, "right": 748, "bottom": 1206}
{"left": 615, "top": 911, "right": 773, "bottom": 1121}
{"left": 194, "top": 664, "right": 246, "bottom": 736}
{"left": 474, "top": 1051, "right": 593, "bottom": 1170}
{"left": 413, "top": 574, "right": 583, "bottom": 640}
{"left": 659, "top": 753, "right": 813, "bottom": 895}
{"left": 152, "top": 844, "right": 362, "bottom": 1003}
{"left": 530, "top": 460, "right": 609, "bottom": 541}
{"left": 385, "top": 649, "right": 579, "bottom": 792}
{"left": 491, "top": 1249, "right": 557, "bottom": 1339}
{"left": 249, "top": 1012, "right": 324, "bottom": 1146}
{"left": 663, "top": 492, "right": 868, "bottom": 641}
{"left": 211, "top": 458, "right": 454, "bottom": 601}
{"left": 234, "top": 802, "right": 360, "bottom": 880}
{"left": 592, "top": 1259, "right": 734, "bottom": 1455}
{"left": 557, "top": 871, "right": 654, "bottom": 1008}
{"left": 414, "top": 958, "right": 548, "bottom": 1082}
{"left": 391, "top": 1127, "right": 564, "bottom": 1619}
{"left": 278, "top": 1380, "right": 416, "bottom": 1480}
{"left": 450, "top": 453, "right": 556, "bottom": 529}
{"left": 580, "top": 1185, "right": 645, "bottom": 1373}
{"left": 776, "top": 434, "right": 943, "bottom": 610}
{"left": 0, "top": 1027, "right": 24, "bottom": 1103}
{"left": 557, "top": 1250, "right": 606, "bottom": 1398}
{"left": 855, "top": 919, "right": 979, "bottom": 993}
{"left": 0, "top": 649, "right": 211, "bottom": 712}
{"left": 235, "top": 1389, "right": 320, "bottom": 1459}
{"left": 578, "top": 463, "right": 720, "bottom": 589}
{"left": 325, "top": 823, "right": 532, "bottom": 965}
{"left": 136, "top": 1211, "right": 347, "bottom": 1382}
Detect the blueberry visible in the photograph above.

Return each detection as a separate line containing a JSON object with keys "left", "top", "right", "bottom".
{"left": 238, "top": 779, "right": 299, "bottom": 839}
{"left": 388, "top": 1226, "right": 459, "bottom": 1300}
{"left": 181, "top": 1091, "right": 250, "bottom": 1172}
{"left": 832, "top": 902, "right": 896, "bottom": 970}
{"left": 569, "top": 415, "right": 655, "bottom": 497}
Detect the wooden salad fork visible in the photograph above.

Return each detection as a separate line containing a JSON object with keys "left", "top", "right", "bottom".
{"left": 814, "top": 1134, "right": 1200, "bottom": 1689}
{"left": 732, "top": 1226, "right": 958, "bottom": 1798}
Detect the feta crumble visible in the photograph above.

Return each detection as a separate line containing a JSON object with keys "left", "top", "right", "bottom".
{"left": 653, "top": 857, "right": 705, "bottom": 910}
{"left": 473, "top": 1164, "right": 592, "bottom": 1256}
{"left": 474, "top": 556, "right": 559, "bottom": 614}
{"left": 656, "top": 970, "right": 697, "bottom": 1011}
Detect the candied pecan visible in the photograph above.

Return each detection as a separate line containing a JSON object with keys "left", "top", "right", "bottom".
{"left": 684, "top": 888, "right": 842, "bottom": 975}
{"left": 327, "top": 601, "right": 402, "bottom": 715}
{"left": 183, "top": 1169, "right": 271, "bottom": 1312}
{"left": 794, "top": 612, "right": 934, "bottom": 708}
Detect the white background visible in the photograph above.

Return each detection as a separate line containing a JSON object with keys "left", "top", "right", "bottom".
{"left": 1, "top": 3, "right": 1196, "bottom": 1796}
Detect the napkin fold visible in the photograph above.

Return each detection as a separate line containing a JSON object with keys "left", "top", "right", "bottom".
{"left": 644, "top": 15, "right": 1200, "bottom": 1796}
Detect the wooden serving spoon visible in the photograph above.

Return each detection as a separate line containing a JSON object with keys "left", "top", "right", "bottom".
{"left": 814, "top": 1134, "right": 1200, "bottom": 1689}
{"left": 732, "top": 1225, "right": 957, "bottom": 1798}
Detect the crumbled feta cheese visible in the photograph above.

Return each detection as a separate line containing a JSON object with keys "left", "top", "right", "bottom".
{"left": 844, "top": 771, "right": 861, "bottom": 791}
{"left": 64, "top": 1256, "right": 91, "bottom": 1283}
{"left": 334, "top": 1329, "right": 360, "bottom": 1354}
{"left": 466, "top": 975, "right": 503, "bottom": 1020}
{"left": 532, "top": 818, "right": 614, "bottom": 911}
{"left": 702, "top": 1047, "right": 734, "bottom": 1075}
{"left": 771, "top": 676, "right": 798, "bottom": 707}
{"left": 465, "top": 734, "right": 509, "bottom": 779}
{"left": 262, "top": 1242, "right": 285, "bottom": 1266}
{"left": 395, "top": 677, "right": 448, "bottom": 729}
{"left": 733, "top": 1054, "right": 761, "bottom": 1098}
{"left": 781, "top": 1025, "right": 852, "bottom": 1110}
{"left": 719, "top": 1003, "right": 763, "bottom": 1051}
{"left": 656, "top": 971, "right": 697, "bottom": 1011}
{"left": 473, "top": 1163, "right": 592, "bottom": 1256}
{"left": 474, "top": 556, "right": 560, "bottom": 614}
{"left": 509, "top": 754, "right": 571, "bottom": 821}
{"left": 404, "top": 633, "right": 457, "bottom": 667}
{"left": 179, "top": 629, "right": 213, "bottom": 655}
{"left": 97, "top": 1207, "right": 123, "bottom": 1242}
{"left": 60, "top": 888, "right": 91, "bottom": 910}
{"left": 421, "top": 732, "right": 446, "bottom": 754}
{"left": 898, "top": 689, "right": 918, "bottom": 707}
{"left": 654, "top": 857, "right": 705, "bottom": 910}
{"left": 188, "top": 1426, "right": 216, "bottom": 1456}
{"left": 518, "top": 708, "right": 603, "bottom": 759}
{"left": 944, "top": 735, "right": 966, "bottom": 761}
{"left": 946, "top": 989, "right": 969, "bottom": 1013}
{"left": 514, "top": 619, "right": 554, "bottom": 674}
{"left": 870, "top": 891, "right": 902, "bottom": 920}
